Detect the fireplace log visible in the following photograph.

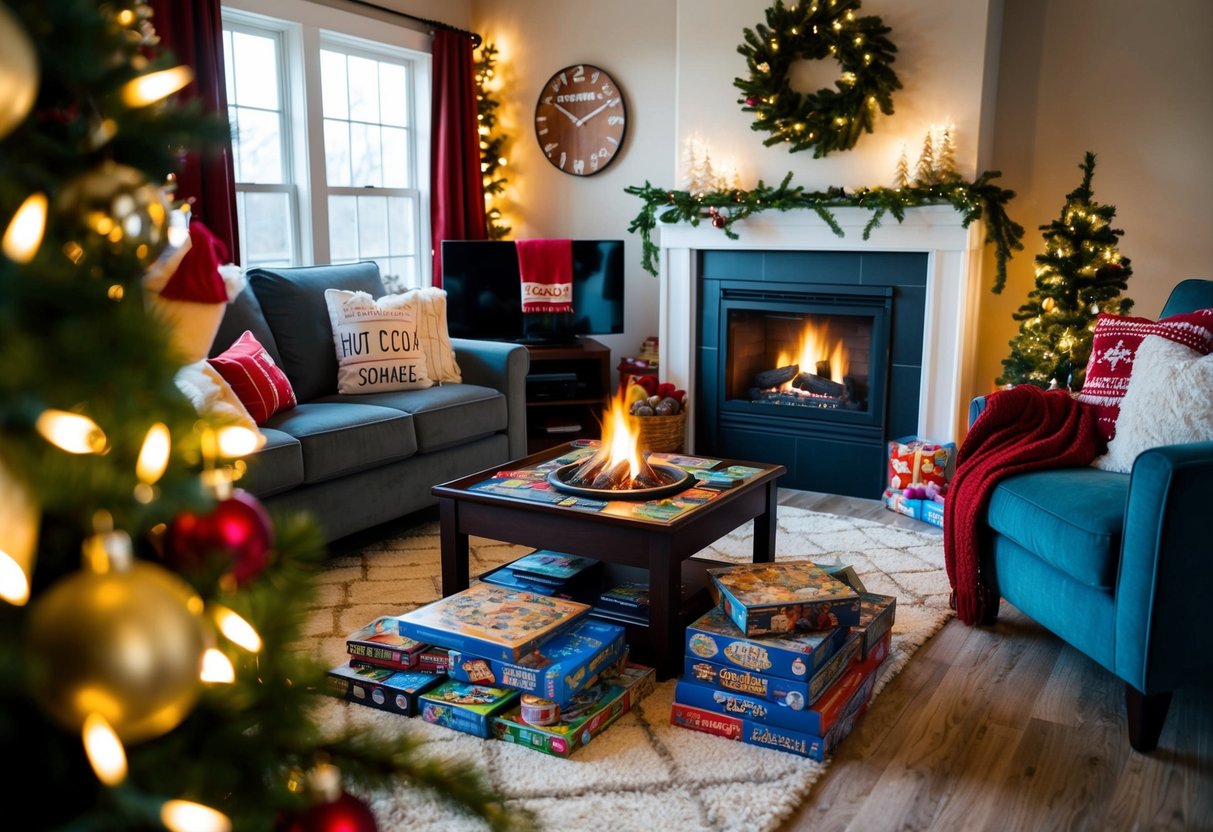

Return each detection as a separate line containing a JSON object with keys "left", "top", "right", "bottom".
{"left": 753, "top": 364, "right": 799, "bottom": 389}
{"left": 792, "top": 372, "right": 846, "bottom": 398}
{"left": 567, "top": 450, "right": 609, "bottom": 486}
{"left": 591, "top": 459, "right": 632, "bottom": 490}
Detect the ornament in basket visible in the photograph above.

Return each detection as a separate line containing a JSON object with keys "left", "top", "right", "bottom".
{"left": 625, "top": 377, "right": 686, "bottom": 453}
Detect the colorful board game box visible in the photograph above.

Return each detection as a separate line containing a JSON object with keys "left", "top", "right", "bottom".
{"left": 674, "top": 630, "right": 891, "bottom": 736}
{"left": 671, "top": 701, "right": 847, "bottom": 762}
{"left": 493, "top": 663, "right": 656, "bottom": 758}
{"left": 509, "top": 550, "right": 601, "bottom": 583}
{"left": 447, "top": 618, "right": 627, "bottom": 707}
{"left": 683, "top": 630, "right": 861, "bottom": 709}
{"left": 419, "top": 680, "right": 521, "bottom": 738}
{"left": 685, "top": 604, "right": 848, "bottom": 680}
{"left": 856, "top": 593, "right": 896, "bottom": 660}
{"left": 344, "top": 615, "right": 430, "bottom": 670}
{"left": 596, "top": 582, "right": 651, "bottom": 615}
{"left": 396, "top": 583, "right": 590, "bottom": 663}
{"left": 325, "top": 662, "right": 445, "bottom": 716}
{"left": 416, "top": 647, "right": 449, "bottom": 674}
{"left": 707, "top": 561, "right": 861, "bottom": 636}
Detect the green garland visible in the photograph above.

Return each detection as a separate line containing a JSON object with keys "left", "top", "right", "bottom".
{"left": 735, "top": 0, "right": 901, "bottom": 157}
{"left": 625, "top": 172, "right": 1026, "bottom": 292}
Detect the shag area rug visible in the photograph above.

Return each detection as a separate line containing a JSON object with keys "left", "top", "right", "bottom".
{"left": 305, "top": 507, "right": 952, "bottom": 832}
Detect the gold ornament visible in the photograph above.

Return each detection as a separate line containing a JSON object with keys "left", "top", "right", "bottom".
{"left": 0, "top": 3, "right": 39, "bottom": 139}
{"left": 55, "top": 162, "right": 171, "bottom": 271}
{"left": 1041, "top": 297, "right": 1056, "bottom": 312}
{"left": 25, "top": 525, "right": 207, "bottom": 743}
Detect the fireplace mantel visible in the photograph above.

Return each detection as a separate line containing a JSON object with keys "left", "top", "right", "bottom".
{"left": 657, "top": 205, "right": 984, "bottom": 447}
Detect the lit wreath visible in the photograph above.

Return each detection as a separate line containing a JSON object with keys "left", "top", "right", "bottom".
{"left": 735, "top": 0, "right": 901, "bottom": 157}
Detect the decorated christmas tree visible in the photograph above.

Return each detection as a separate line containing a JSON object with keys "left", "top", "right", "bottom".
{"left": 0, "top": 3, "right": 518, "bottom": 830}
{"left": 475, "top": 40, "right": 511, "bottom": 240}
{"left": 997, "top": 152, "right": 1133, "bottom": 389}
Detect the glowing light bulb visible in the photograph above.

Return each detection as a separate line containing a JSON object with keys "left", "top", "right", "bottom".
{"left": 216, "top": 425, "right": 260, "bottom": 458}
{"left": 137, "top": 422, "right": 171, "bottom": 485}
{"left": 200, "top": 648, "right": 236, "bottom": 683}
{"left": 83, "top": 713, "right": 127, "bottom": 786}
{"left": 36, "top": 410, "right": 108, "bottom": 454}
{"left": 161, "top": 801, "right": 231, "bottom": 832}
{"left": 212, "top": 605, "right": 262, "bottom": 653}
{"left": 121, "top": 66, "right": 194, "bottom": 107}
{"left": 3, "top": 192, "right": 48, "bottom": 263}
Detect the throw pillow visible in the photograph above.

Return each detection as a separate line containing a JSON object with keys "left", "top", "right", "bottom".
{"left": 1076, "top": 307, "right": 1213, "bottom": 441}
{"left": 324, "top": 289, "right": 433, "bottom": 394}
{"left": 174, "top": 361, "right": 265, "bottom": 446}
{"left": 1092, "top": 335, "right": 1213, "bottom": 473}
{"left": 402, "top": 286, "right": 461, "bottom": 383}
{"left": 207, "top": 330, "right": 298, "bottom": 425}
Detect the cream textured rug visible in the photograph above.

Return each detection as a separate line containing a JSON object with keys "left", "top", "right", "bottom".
{"left": 305, "top": 507, "right": 952, "bottom": 832}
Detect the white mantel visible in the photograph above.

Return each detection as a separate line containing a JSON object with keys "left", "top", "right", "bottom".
{"left": 657, "top": 205, "right": 984, "bottom": 447}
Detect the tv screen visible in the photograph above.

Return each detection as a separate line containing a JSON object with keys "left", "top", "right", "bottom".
{"left": 441, "top": 240, "right": 624, "bottom": 344}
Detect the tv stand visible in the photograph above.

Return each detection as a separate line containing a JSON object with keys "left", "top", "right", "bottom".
{"left": 524, "top": 338, "right": 611, "bottom": 454}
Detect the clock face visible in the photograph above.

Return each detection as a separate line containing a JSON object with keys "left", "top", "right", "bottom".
{"left": 534, "top": 64, "right": 627, "bottom": 177}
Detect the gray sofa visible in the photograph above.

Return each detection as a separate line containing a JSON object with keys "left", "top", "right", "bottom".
{"left": 209, "top": 261, "right": 528, "bottom": 543}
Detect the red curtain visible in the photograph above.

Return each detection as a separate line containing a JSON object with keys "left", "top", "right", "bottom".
{"left": 430, "top": 29, "right": 486, "bottom": 288}
{"left": 149, "top": 0, "right": 241, "bottom": 264}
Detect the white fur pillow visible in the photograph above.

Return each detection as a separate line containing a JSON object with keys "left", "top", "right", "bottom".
{"left": 175, "top": 360, "right": 263, "bottom": 442}
{"left": 1092, "top": 335, "right": 1213, "bottom": 473}
{"left": 400, "top": 286, "right": 461, "bottom": 383}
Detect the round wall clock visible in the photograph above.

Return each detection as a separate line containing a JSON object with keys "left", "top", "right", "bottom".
{"left": 534, "top": 64, "right": 627, "bottom": 176}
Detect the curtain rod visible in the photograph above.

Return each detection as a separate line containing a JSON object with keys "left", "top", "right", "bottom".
{"left": 340, "top": 0, "right": 482, "bottom": 47}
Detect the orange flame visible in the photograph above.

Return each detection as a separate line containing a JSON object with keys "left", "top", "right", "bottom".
{"left": 600, "top": 389, "right": 643, "bottom": 477}
{"left": 774, "top": 320, "right": 848, "bottom": 384}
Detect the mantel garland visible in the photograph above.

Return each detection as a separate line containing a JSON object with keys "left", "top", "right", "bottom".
{"left": 624, "top": 172, "right": 1026, "bottom": 293}
{"left": 735, "top": 0, "right": 901, "bottom": 157}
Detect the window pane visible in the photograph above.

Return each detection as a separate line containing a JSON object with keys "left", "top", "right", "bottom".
{"left": 240, "top": 191, "right": 293, "bottom": 266}
{"left": 223, "top": 31, "right": 235, "bottom": 103}
{"left": 382, "top": 126, "right": 407, "bottom": 188}
{"left": 232, "top": 31, "right": 279, "bottom": 109}
{"left": 324, "top": 119, "right": 351, "bottom": 187}
{"left": 387, "top": 197, "right": 414, "bottom": 255}
{"left": 350, "top": 122, "right": 382, "bottom": 186}
{"left": 320, "top": 50, "right": 348, "bottom": 119}
{"left": 328, "top": 196, "right": 358, "bottom": 261}
{"left": 379, "top": 63, "right": 406, "bottom": 127}
{"left": 235, "top": 107, "right": 284, "bottom": 184}
{"left": 357, "top": 196, "right": 389, "bottom": 258}
{"left": 347, "top": 55, "right": 379, "bottom": 123}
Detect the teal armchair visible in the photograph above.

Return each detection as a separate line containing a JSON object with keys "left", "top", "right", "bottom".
{"left": 969, "top": 278, "right": 1213, "bottom": 752}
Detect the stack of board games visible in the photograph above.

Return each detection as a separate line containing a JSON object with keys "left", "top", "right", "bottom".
{"left": 671, "top": 559, "right": 897, "bottom": 760}
{"left": 326, "top": 615, "right": 446, "bottom": 715}
{"left": 481, "top": 549, "right": 602, "bottom": 596}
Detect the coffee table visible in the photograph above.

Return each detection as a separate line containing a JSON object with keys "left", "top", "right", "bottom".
{"left": 432, "top": 444, "right": 786, "bottom": 678}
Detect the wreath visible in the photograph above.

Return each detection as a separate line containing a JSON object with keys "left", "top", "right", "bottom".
{"left": 735, "top": 0, "right": 901, "bottom": 158}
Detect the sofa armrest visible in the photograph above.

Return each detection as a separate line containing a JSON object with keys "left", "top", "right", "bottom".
{"left": 1115, "top": 440, "right": 1213, "bottom": 692}
{"left": 968, "top": 396, "right": 988, "bottom": 428}
{"left": 451, "top": 338, "right": 530, "bottom": 459}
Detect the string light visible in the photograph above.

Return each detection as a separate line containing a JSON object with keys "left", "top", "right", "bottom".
{"left": 83, "top": 713, "right": 127, "bottom": 786}
{"left": 121, "top": 66, "right": 193, "bottom": 107}
{"left": 161, "top": 801, "right": 231, "bottom": 832}
{"left": 36, "top": 410, "right": 108, "bottom": 454}
{"left": 200, "top": 648, "right": 236, "bottom": 683}
{"left": 216, "top": 425, "right": 260, "bottom": 458}
{"left": 136, "top": 422, "right": 171, "bottom": 485}
{"left": 0, "top": 457, "right": 37, "bottom": 606}
{"left": 211, "top": 605, "right": 262, "bottom": 653}
{"left": 2, "top": 192, "right": 48, "bottom": 263}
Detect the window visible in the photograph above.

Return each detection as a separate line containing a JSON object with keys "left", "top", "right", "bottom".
{"left": 221, "top": 3, "right": 429, "bottom": 292}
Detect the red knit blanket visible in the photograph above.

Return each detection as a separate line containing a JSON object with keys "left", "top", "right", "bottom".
{"left": 944, "top": 386, "right": 1103, "bottom": 624}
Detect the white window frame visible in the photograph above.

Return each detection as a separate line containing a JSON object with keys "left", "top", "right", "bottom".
{"left": 221, "top": 0, "right": 432, "bottom": 285}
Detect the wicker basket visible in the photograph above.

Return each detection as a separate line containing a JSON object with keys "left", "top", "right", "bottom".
{"left": 629, "top": 410, "right": 686, "bottom": 454}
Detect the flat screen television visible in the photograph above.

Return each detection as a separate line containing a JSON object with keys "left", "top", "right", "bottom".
{"left": 441, "top": 240, "right": 625, "bottom": 345}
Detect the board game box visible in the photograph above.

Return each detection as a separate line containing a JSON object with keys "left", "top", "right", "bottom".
{"left": 685, "top": 604, "right": 849, "bottom": 680}
{"left": 479, "top": 565, "right": 578, "bottom": 597}
{"left": 683, "top": 630, "right": 861, "bottom": 709}
{"left": 326, "top": 662, "right": 445, "bottom": 716}
{"left": 674, "top": 630, "right": 891, "bottom": 736}
{"left": 396, "top": 583, "right": 590, "bottom": 663}
{"left": 419, "top": 680, "right": 521, "bottom": 738}
{"left": 446, "top": 618, "right": 627, "bottom": 707}
{"left": 493, "top": 663, "right": 656, "bottom": 758}
{"left": 670, "top": 700, "right": 853, "bottom": 762}
{"left": 416, "top": 647, "right": 449, "bottom": 674}
{"left": 509, "top": 550, "right": 601, "bottom": 584}
{"left": 344, "top": 615, "right": 430, "bottom": 670}
{"left": 856, "top": 593, "right": 896, "bottom": 660}
{"left": 707, "top": 560, "right": 861, "bottom": 636}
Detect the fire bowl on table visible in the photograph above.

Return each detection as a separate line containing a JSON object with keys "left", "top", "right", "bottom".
{"left": 547, "top": 462, "right": 693, "bottom": 500}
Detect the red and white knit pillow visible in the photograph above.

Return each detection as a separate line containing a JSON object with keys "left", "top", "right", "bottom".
{"left": 207, "top": 330, "right": 297, "bottom": 425}
{"left": 1077, "top": 308, "right": 1213, "bottom": 441}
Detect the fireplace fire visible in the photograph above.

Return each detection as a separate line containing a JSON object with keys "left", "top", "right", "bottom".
{"left": 748, "top": 319, "right": 866, "bottom": 410}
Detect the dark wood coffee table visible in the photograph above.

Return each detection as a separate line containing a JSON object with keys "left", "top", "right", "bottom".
{"left": 432, "top": 444, "right": 786, "bottom": 678}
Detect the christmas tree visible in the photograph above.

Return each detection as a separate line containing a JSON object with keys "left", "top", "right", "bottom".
{"left": 0, "top": 3, "right": 519, "bottom": 830}
{"left": 997, "top": 152, "right": 1133, "bottom": 389}
{"left": 475, "top": 41, "right": 511, "bottom": 241}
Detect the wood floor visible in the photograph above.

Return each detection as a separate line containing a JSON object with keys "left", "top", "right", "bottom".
{"left": 776, "top": 489, "right": 1213, "bottom": 832}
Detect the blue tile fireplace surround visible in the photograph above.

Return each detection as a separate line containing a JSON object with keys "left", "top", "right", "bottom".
{"left": 695, "top": 250, "right": 928, "bottom": 498}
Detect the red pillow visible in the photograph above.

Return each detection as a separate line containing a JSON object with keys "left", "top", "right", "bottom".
{"left": 207, "top": 330, "right": 297, "bottom": 425}
{"left": 1077, "top": 308, "right": 1213, "bottom": 441}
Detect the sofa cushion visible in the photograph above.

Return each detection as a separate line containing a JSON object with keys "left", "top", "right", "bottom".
{"left": 210, "top": 284, "right": 282, "bottom": 365}
{"left": 208, "top": 330, "right": 298, "bottom": 425}
{"left": 986, "top": 467, "right": 1129, "bottom": 590}
{"left": 263, "top": 402, "right": 416, "bottom": 484}
{"left": 247, "top": 262, "right": 386, "bottom": 402}
{"left": 239, "top": 427, "right": 304, "bottom": 497}
{"left": 314, "top": 383, "right": 505, "bottom": 453}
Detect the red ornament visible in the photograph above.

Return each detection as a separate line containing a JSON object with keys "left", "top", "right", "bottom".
{"left": 280, "top": 791, "right": 378, "bottom": 832}
{"left": 165, "top": 489, "right": 273, "bottom": 585}
{"left": 744, "top": 95, "right": 760, "bottom": 107}
{"left": 711, "top": 214, "right": 726, "bottom": 229}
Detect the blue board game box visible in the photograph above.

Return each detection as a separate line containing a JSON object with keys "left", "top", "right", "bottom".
{"left": 683, "top": 630, "right": 861, "bottom": 709}
{"left": 685, "top": 604, "right": 848, "bottom": 680}
{"left": 856, "top": 593, "right": 896, "bottom": 660}
{"left": 419, "top": 680, "right": 521, "bottom": 738}
{"left": 326, "top": 662, "right": 445, "bottom": 716}
{"left": 447, "top": 618, "right": 627, "bottom": 707}
{"left": 706, "top": 561, "right": 861, "bottom": 637}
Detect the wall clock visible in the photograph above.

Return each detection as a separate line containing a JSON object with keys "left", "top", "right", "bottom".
{"left": 534, "top": 64, "right": 627, "bottom": 176}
